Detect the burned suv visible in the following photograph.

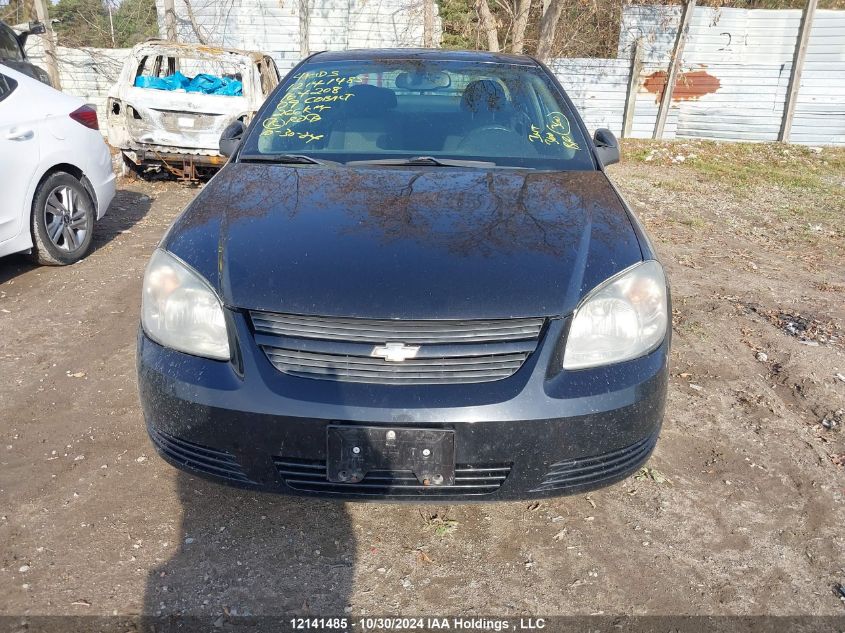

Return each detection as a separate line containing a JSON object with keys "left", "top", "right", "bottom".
{"left": 107, "top": 40, "right": 279, "bottom": 180}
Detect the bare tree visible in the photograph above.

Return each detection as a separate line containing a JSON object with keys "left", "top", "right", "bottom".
{"left": 182, "top": 0, "right": 209, "bottom": 43}
{"left": 0, "top": 0, "right": 33, "bottom": 24}
{"left": 536, "top": 0, "right": 563, "bottom": 60}
{"left": 510, "top": 0, "right": 531, "bottom": 53}
{"left": 476, "top": 0, "right": 499, "bottom": 52}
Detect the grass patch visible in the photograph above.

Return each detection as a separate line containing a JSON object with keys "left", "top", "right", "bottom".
{"left": 679, "top": 216, "right": 707, "bottom": 229}
{"left": 620, "top": 139, "right": 845, "bottom": 231}
{"left": 622, "top": 139, "right": 845, "bottom": 193}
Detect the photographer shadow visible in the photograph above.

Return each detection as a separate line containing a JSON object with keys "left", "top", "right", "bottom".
{"left": 143, "top": 471, "right": 355, "bottom": 626}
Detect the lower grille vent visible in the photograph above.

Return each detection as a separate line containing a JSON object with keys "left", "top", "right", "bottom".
{"left": 532, "top": 433, "right": 657, "bottom": 493}
{"left": 150, "top": 427, "right": 252, "bottom": 483}
{"left": 273, "top": 457, "right": 511, "bottom": 497}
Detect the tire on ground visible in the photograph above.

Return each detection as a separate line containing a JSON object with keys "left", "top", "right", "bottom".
{"left": 29, "top": 172, "right": 95, "bottom": 266}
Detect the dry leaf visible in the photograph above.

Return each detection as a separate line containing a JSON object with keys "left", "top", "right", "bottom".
{"left": 416, "top": 550, "right": 434, "bottom": 564}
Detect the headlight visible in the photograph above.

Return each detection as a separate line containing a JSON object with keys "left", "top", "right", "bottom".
{"left": 563, "top": 260, "right": 668, "bottom": 370}
{"left": 141, "top": 249, "right": 230, "bottom": 360}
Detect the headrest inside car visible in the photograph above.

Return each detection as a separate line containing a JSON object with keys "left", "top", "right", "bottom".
{"left": 460, "top": 80, "right": 507, "bottom": 113}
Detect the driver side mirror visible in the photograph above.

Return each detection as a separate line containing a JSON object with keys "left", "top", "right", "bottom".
{"left": 219, "top": 120, "right": 245, "bottom": 158}
{"left": 17, "top": 21, "right": 46, "bottom": 48}
{"left": 593, "top": 128, "right": 620, "bottom": 167}
{"left": 26, "top": 21, "right": 47, "bottom": 35}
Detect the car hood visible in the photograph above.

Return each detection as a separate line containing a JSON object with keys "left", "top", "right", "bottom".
{"left": 163, "top": 163, "right": 643, "bottom": 319}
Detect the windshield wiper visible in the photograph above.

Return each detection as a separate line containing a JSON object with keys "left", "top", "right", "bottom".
{"left": 346, "top": 156, "right": 498, "bottom": 168}
{"left": 239, "top": 154, "right": 339, "bottom": 166}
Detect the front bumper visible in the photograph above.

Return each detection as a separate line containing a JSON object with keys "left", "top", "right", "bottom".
{"left": 138, "top": 313, "right": 669, "bottom": 501}
{"left": 122, "top": 148, "right": 227, "bottom": 168}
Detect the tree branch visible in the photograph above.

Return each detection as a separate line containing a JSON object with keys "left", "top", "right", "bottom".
{"left": 182, "top": 0, "right": 208, "bottom": 44}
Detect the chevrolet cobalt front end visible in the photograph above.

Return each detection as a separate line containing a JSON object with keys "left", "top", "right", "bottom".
{"left": 137, "top": 49, "right": 670, "bottom": 501}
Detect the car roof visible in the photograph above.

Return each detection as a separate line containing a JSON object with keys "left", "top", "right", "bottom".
{"left": 309, "top": 48, "right": 540, "bottom": 66}
{"left": 132, "top": 39, "right": 265, "bottom": 63}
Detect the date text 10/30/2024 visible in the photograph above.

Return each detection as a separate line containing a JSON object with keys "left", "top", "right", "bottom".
{"left": 290, "top": 618, "right": 548, "bottom": 631}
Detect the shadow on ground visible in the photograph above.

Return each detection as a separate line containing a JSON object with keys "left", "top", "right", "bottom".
{"left": 92, "top": 189, "right": 153, "bottom": 250}
{"left": 143, "top": 473, "right": 354, "bottom": 625}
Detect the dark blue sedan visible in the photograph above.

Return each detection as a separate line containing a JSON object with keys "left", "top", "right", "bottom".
{"left": 137, "top": 49, "right": 670, "bottom": 501}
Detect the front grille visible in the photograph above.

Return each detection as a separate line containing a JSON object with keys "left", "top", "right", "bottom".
{"left": 532, "top": 433, "right": 658, "bottom": 493}
{"left": 250, "top": 311, "right": 545, "bottom": 385}
{"left": 149, "top": 427, "right": 252, "bottom": 483}
{"left": 273, "top": 457, "right": 511, "bottom": 497}
{"left": 252, "top": 312, "right": 545, "bottom": 343}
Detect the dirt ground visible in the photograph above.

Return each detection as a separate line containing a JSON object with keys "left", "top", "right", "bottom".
{"left": 1, "top": 140, "right": 844, "bottom": 619}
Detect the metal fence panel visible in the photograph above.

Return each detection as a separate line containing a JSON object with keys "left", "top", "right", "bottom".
{"left": 603, "top": 5, "right": 845, "bottom": 145}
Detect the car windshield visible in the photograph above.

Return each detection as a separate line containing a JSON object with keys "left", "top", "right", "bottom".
{"left": 238, "top": 59, "right": 594, "bottom": 170}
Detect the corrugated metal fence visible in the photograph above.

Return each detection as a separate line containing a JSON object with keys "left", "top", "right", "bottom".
{"left": 552, "top": 6, "right": 845, "bottom": 145}
{"left": 19, "top": 4, "right": 845, "bottom": 146}
{"left": 154, "top": 0, "right": 440, "bottom": 72}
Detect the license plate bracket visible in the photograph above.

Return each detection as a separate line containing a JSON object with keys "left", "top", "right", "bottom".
{"left": 327, "top": 425, "right": 455, "bottom": 486}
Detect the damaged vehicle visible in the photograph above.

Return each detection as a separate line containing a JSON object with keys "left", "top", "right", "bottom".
{"left": 138, "top": 49, "right": 670, "bottom": 501}
{"left": 107, "top": 40, "right": 279, "bottom": 180}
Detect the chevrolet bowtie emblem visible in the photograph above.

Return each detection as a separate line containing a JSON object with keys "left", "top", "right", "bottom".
{"left": 371, "top": 342, "right": 421, "bottom": 362}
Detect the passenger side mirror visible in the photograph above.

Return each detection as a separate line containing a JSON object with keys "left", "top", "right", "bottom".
{"left": 593, "top": 128, "right": 620, "bottom": 167}
{"left": 219, "top": 120, "right": 245, "bottom": 157}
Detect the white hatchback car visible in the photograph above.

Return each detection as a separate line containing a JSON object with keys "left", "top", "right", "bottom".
{"left": 0, "top": 64, "right": 116, "bottom": 265}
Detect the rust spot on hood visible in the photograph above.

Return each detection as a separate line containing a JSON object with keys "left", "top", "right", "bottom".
{"left": 643, "top": 70, "right": 721, "bottom": 102}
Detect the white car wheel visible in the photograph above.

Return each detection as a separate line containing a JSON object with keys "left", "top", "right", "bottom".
{"left": 30, "top": 172, "right": 95, "bottom": 265}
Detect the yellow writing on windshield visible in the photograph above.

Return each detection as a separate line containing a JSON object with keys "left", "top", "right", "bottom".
{"left": 259, "top": 69, "right": 361, "bottom": 144}
{"left": 528, "top": 111, "right": 579, "bottom": 150}
{"left": 298, "top": 132, "right": 324, "bottom": 143}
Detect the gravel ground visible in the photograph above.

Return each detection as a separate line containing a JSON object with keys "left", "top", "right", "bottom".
{"left": 1, "top": 141, "right": 844, "bottom": 619}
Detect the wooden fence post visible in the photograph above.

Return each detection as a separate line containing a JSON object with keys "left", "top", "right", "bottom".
{"left": 653, "top": 0, "right": 696, "bottom": 140}
{"left": 299, "top": 0, "right": 310, "bottom": 56}
{"left": 779, "top": 0, "right": 818, "bottom": 142}
{"left": 622, "top": 39, "right": 642, "bottom": 138}
{"left": 31, "top": 0, "right": 60, "bottom": 90}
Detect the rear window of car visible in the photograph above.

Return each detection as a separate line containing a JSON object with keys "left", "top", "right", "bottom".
{"left": 133, "top": 53, "right": 247, "bottom": 97}
{"left": 239, "top": 59, "right": 594, "bottom": 170}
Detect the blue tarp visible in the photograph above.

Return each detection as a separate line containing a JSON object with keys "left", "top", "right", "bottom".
{"left": 134, "top": 72, "right": 243, "bottom": 96}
